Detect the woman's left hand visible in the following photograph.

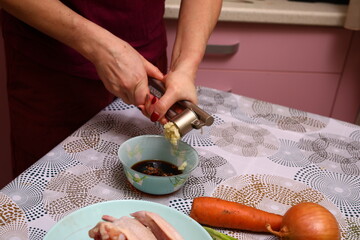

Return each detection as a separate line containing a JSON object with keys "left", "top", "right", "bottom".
{"left": 137, "top": 66, "right": 197, "bottom": 125}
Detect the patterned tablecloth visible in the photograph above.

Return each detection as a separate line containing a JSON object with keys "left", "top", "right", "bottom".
{"left": 1, "top": 87, "right": 359, "bottom": 240}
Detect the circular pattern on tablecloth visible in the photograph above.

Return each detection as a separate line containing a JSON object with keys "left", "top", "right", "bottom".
{"left": 235, "top": 98, "right": 328, "bottom": 132}
{"left": 343, "top": 217, "right": 360, "bottom": 240}
{"left": 197, "top": 87, "right": 239, "bottom": 115}
{"left": 0, "top": 193, "right": 28, "bottom": 240}
{"left": 168, "top": 198, "right": 194, "bottom": 215}
{"left": 63, "top": 114, "right": 119, "bottom": 155}
{"left": 171, "top": 148, "right": 237, "bottom": 199}
{"left": 103, "top": 98, "right": 135, "bottom": 111}
{"left": 29, "top": 227, "right": 47, "bottom": 240}
{"left": 210, "top": 122, "right": 279, "bottom": 157}
{"left": 211, "top": 174, "right": 346, "bottom": 239}
{"left": 62, "top": 112, "right": 163, "bottom": 158}
{"left": 230, "top": 105, "right": 259, "bottom": 125}
{"left": 43, "top": 155, "right": 141, "bottom": 222}
{"left": 268, "top": 139, "right": 309, "bottom": 167}
{"left": 295, "top": 165, "right": 360, "bottom": 218}
{"left": 182, "top": 115, "right": 223, "bottom": 147}
{"left": 350, "top": 130, "right": 360, "bottom": 142}
{"left": 297, "top": 133, "right": 360, "bottom": 176}
{"left": 25, "top": 148, "right": 78, "bottom": 178}
{"left": 1, "top": 174, "right": 47, "bottom": 222}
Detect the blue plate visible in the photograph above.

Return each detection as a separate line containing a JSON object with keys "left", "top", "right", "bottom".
{"left": 44, "top": 200, "right": 211, "bottom": 240}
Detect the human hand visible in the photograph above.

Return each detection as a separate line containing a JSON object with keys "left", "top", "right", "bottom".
{"left": 138, "top": 67, "right": 198, "bottom": 124}
{"left": 91, "top": 38, "right": 164, "bottom": 106}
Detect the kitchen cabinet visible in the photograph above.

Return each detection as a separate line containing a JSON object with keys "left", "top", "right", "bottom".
{"left": 165, "top": 19, "right": 360, "bottom": 123}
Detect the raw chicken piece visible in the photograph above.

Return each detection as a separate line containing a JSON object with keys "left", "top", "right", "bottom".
{"left": 131, "top": 211, "right": 184, "bottom": 240}
{"left": 88, "top": 215, "right": 157, "bottom": 240}
{"left": 88, "top": 221, "right": 125, "bottom": 240}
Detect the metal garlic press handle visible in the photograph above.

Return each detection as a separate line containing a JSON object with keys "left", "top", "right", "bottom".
{"left": 148, "top": 78, "right": 214, "bottom": 131}
{"left": 176, "top": 100, "right": 214, "bottom": 129}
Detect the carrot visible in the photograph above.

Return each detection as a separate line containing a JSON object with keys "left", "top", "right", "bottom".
{"left": 189, "top": 197, "right": 283, "bottom": 233}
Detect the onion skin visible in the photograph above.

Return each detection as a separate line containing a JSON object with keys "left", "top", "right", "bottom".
{"left": 266, "top": 202, "right": 341, "bottom": 240}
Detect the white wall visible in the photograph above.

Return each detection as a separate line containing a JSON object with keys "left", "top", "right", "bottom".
{"left": 0, "top": 19, "right": 13, "bottom": 188}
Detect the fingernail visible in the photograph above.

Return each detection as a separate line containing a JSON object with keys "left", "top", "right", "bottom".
{"left": 150, "top": 112, "right": 160, "bottom": 122}
{"left": 151, "top": 96, "right": 157, "bottom": 104}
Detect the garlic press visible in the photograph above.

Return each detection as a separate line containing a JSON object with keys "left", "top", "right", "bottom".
{"left": 148, "top": 78, "right": 214, "bottom": 137}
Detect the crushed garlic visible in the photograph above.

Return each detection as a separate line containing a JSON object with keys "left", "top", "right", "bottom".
{"left": 178, "top": 161, "right": 188, "bottom": 171}
{"left": 164, "top": 122, "right": 181, "bottom": 146}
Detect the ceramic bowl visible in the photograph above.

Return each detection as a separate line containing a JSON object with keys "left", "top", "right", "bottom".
{"left": 118, "top": 135, "right": 199, "bottom": 195}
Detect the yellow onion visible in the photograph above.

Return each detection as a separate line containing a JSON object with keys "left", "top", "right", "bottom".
{"left": 266, "top": 202, "right": 341, "bottom": 240}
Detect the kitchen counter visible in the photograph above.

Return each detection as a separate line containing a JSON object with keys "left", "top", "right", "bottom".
{"left": 165, "top": 0, "right": 348, "bottom": 26}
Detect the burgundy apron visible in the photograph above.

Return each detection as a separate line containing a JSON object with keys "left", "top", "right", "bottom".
{"left": 1, "top": 0, "right": 167, "bottom": 176}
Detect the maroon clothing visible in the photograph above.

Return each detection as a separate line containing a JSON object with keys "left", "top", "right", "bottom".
{"left": 1, "top": 0, "right": 168, "bottom": 176}
{"left": 1, "top": 0, "right": 167, "bottom": 79}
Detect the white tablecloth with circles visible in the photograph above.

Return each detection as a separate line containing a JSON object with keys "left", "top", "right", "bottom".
{"left": 1, "top": 87, "right": 359, "bottom": 240}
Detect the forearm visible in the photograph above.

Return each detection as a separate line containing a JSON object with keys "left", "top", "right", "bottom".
{"left": 171, "top": 0, "right": 222, "bottom": 74}
{"left": 0, "top": 0, "right": 117, "bottom": 63}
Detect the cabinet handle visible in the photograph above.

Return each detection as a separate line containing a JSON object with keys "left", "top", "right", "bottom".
{"left": 205, "top": 43, "right": 239, "bottom": 55}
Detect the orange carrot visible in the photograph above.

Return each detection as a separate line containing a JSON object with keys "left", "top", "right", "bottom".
{"left": 190, "top": 197, "right": 283, "bottom": 233}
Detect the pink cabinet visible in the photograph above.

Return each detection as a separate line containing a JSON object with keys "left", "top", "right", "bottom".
{"left": 165, "top": 20, "right": 359, "bottom": 123}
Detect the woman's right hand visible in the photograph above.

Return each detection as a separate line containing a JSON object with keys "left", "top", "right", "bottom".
{"left": 89, "top": 35, "right": 164, "bottom": 107}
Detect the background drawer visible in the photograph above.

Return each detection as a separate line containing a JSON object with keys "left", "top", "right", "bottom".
{"left": 196, "top": 69, "right": 340, "bottom": 117}
{"left": 165, "top": 20, "right": 352, "bottom": 73}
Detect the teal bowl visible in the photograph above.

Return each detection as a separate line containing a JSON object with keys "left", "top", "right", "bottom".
{"left": 118, "top": 135, "right": 199, "bottom": 195}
